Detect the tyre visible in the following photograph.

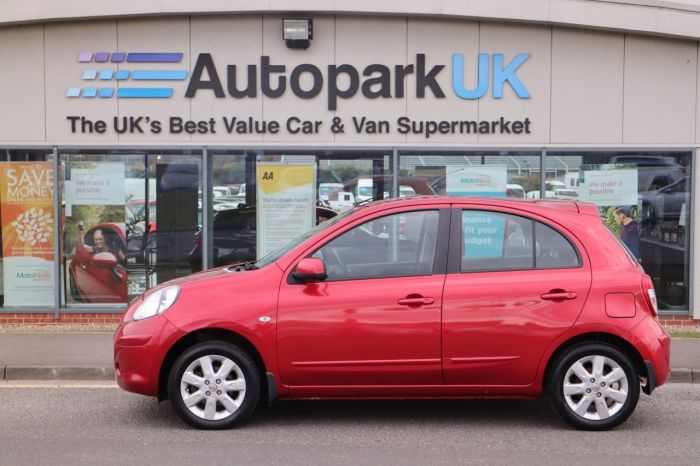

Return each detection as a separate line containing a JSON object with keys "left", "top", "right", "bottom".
{"left": 548, "top": 343, "right": 640, "bottom": 431}
{"left": 167, "top": 341, "right": 261, "bottom": 429}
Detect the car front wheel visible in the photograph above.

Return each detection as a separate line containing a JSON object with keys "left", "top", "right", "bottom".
{"left": 549, "top": 343, "right": 640, "bottom": 431}
{"left": 167, "top": 341, "right": 260, "bottom": 429}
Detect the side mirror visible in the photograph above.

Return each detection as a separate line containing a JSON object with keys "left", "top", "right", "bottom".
{"left": 93, "top": 252, "right": 118, "bottom": 268}
{"left": 293, "top": 258, "right": 327, "bottom": 282}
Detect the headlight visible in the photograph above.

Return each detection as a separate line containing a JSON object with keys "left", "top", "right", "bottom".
{"left": 133, "top": 285, "right": 180, "bottom": 321}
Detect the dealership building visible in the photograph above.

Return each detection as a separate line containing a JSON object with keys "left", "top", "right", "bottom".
{"left": 0, "top": 0, "right": 699, "bottom": 325}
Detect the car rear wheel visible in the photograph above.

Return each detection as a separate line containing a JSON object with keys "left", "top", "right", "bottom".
{"left": 549, "top": 343, "right": 640, "bottom": 431}
{"left": 167, "top": 341, "right": 260, "bottom": 429}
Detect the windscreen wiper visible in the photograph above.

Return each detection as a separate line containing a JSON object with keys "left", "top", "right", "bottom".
{"left": 228, "top": 260, "right": 258, "bottom": 272}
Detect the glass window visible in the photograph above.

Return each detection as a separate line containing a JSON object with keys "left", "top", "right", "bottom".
{"left": 547, "top": 151, "right": 692, "bottom": 312}
{"left": 534, "top": 222, "right": 580, "bottom": 269}
{"left": 399, "top": 151, "right": 541, "bottom": 199}
{"left": 313, "top": 210, "right": 439, "bottom": 280}
{"left": 460, "top": 211, "right": 579, "bottom": 272}
{"left": 461, "top": 211, "right": 533, "bottom": 272}
{"left": 206, "top": 151, "right": 390, "bottom": 270}
{"left": 0, "top": 149, "right": 56, "bottom": 309}
{"left": 59, "top": 150, "right": 202, "bottom": 306}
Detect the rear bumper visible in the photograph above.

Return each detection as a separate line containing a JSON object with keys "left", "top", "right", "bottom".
{"left": 633, "top": 317, "right": 671, "bottom": 392}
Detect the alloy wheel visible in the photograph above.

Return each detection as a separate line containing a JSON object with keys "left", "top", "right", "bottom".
{"left": 179, "top": 355, "right": 247, "bottom": 421}
{"left": 562, "top": 354, "right": 629, "bottom": 421}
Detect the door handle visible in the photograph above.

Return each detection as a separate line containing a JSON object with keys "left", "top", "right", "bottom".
{"left": 398, "top": 296, "right": 435, "bottom": 305}
{"left": 541, "top": 291, "right": 577, "bottom": 300}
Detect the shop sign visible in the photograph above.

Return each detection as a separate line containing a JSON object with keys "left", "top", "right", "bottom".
{"left": 256, "top": 161, "right": 316, "bottom": 259}
{"left": 0, "top": 163, "right": 55, "bottom": 306}
{"left": 65, "top": 51, "right": 534, "bottom": 138}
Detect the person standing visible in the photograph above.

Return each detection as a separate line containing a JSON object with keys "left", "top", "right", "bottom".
{"left": 614, "top": 206, "right": 639, "bottom": 258}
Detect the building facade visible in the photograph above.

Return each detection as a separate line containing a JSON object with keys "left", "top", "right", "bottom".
{"left": 0, "top": 0, "right": 699, "bottom": 325}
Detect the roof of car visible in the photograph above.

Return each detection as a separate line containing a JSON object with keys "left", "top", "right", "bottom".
{"left": 358, "top": 195, "right": 598, "bottom": 216}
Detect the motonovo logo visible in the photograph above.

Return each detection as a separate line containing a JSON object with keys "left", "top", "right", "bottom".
{"left": 185, "top": 53, "right": 531, "bottom": 110}
{"left": 67, "top": 52, "right": 530, "bottom": 109}
{"left": 16, "top": 270, "right": 51, "bottom": 281}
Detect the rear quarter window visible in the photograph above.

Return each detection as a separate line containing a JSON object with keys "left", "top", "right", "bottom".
{"left": 460, "top": 210, "right": 581, "bottom": 272}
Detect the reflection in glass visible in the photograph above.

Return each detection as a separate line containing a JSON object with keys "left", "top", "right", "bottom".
{"left": 548, "top": 152, "right": 692, "bottom": 311}
{"left": 204, "top": 151, "right": 390, "bottom": 271}
{"left": 399, "top": 152, "right": 541, "bottom": 199}
{"left": 59, "top": 151, "right": 202, "bottom": 306}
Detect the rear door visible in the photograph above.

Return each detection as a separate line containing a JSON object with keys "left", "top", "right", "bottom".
{"left": 442, "top": 207, "right": 592, "bottom": 386}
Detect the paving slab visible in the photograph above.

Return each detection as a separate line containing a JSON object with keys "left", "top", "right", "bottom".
{"left": 0, "top": 332, "right": 114, "bottom": 367}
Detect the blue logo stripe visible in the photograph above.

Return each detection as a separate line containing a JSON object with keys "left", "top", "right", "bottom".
{"left": 117, "top": 88, "right": 174, "bottom": 98}
{"left": 126, "top": 53, "right": 183, "bottom": 63}
{"left": 131, "top": 70, "right": 188, "bottom": 80}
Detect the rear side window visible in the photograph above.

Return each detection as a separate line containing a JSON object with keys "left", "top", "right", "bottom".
{"left": 534, "top": 222, "right": 580, "bottom": 269}
{"left": 461, "top": 210, "right": 580, "bottom": 272}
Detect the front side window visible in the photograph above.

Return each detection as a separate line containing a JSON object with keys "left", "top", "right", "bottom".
{"left": 461, "top": 210, "right": 580, "bottom": 272}
{"left": 313, "top": 210, "right": 439, "bottom": 280}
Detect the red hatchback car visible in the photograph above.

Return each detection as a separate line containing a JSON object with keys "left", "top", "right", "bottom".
{"left": 114, "top": 197, "right": 670, "bottom": 430}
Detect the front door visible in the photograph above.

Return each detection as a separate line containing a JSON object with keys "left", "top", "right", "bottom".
{"left": 277, "top": 208, "right": 448, "bottom": 387}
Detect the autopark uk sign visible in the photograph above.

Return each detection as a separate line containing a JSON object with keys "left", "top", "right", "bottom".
{"left": 66, "top": 51, "right": 533, "bottom": 138}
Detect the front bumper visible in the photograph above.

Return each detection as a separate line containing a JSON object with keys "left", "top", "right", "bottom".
{"left": 114, "top": 315, "right": 184, "bottom": 396}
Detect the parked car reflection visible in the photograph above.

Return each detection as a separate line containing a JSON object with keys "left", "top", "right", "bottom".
{"left": 641, "top": 177, "right": 689, "bottom": 223}
{"left": 188, "top": 205, "right": 337, "bottom": 272}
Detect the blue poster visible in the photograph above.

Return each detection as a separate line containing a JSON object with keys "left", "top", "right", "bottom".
{"left": 462, "top": 211, "right": 506, "bottom": 258}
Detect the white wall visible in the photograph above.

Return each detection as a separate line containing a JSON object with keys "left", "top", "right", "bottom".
{"left": 0, "top": 15, "right": 699, "bottom": 146}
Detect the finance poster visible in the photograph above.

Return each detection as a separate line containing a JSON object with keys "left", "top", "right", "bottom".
{"left": 256, "top": 162, "right": 315, "bottom": 259}
{"left": 0, "top": 163, "right": 55, "bottom": 306}
{"left": 445, "top": 165, "right": 508, "bottom": 197}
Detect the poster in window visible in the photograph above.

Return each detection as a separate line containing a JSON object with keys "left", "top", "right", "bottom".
{"left": 445, "top": 165, "right": 508, "bottom": 197}
{"left": 256, "top": 162, "right": 315, "bottom": 259}
{"left": 0, "top": 162, "right": 55, "bottom": 306}
{"left": 63, "top": 162, "right": 127, "bottom": 304}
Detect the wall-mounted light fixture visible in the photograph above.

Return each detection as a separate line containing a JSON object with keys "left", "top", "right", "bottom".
{"left": 283, "top": 18, "right": 313, "bottom": 49}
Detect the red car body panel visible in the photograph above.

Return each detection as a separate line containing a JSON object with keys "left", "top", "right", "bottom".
{"left": 114, "top": 197, "right": 670, "bottom": 403}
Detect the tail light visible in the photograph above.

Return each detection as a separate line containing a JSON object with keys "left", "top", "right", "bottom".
{"left": 641, "top": 274, "right": 658, "bottom": 317}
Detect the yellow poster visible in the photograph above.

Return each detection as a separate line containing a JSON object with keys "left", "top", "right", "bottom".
{"left": 256, "top": 163, "right": 316, "bottom": 258}
{"left": 0, "top": 163, "right": 55, "bottom": 306}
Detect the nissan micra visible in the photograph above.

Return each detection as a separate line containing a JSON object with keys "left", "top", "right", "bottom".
{"left": 114, "top": 197, "right": 670, "bottom": 430}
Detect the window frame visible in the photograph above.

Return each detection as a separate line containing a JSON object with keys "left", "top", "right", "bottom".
{"left": 448, "top": 207, "right": 583, "bottom": 274}
{"left": 288, "top": 207, "right": 451, "bottom": 284}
